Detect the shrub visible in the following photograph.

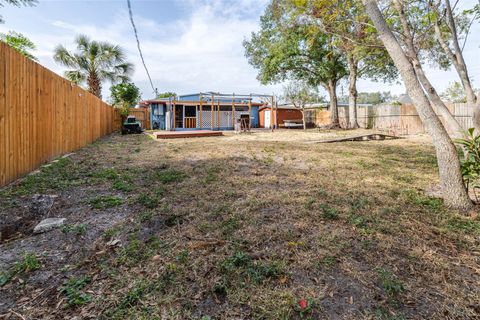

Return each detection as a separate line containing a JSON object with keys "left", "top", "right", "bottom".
{"left": 60, "top": 275, "right": 92, "bottom": 307}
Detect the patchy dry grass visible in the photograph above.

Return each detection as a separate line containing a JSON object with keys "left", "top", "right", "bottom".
{"left": 0, "top": 129, "right": 479, "bottom": 319}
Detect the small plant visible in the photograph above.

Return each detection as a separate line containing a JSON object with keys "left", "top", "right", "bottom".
{"left": 0, "top": 253, "right": 41, "bottom": 287}
{"left": 62, "top": 223, "right": 88, "bottom": 235}
{"left": 455, "top": 128, "right": 480, "bottom": 200}
{"left": 112, "top": 180, "right": 134, "bottom": 192}
{"left": 293, "top": 298, "right": 316, "bottom": 319}
{"left": 103, "top": 225, "right": 122, "bottom": 241}
{"left": 136, "top": 193, "right": 159, "bottom": 209}
{"left": 221, "top": 217, "right": 240, "bottom": 237}
{"left": 220, "top": 251, "right": 285, "bottom": 284}
{"left": 320, "top": 204, "right": 338, "bottom": 220}
{"left": 175, "top": 250, "right": 190, "bottom": 264}
{"left": 205, "top": 167, "right": 218, "bottom": 183}
{"left": 0, "top": 272, "right": 10, "bottom": 286}
{"left": 304, "top": 197, "right": 315, "bottom": 210}
{"left": 157, "top": 169, "right": 187, "bottom": 184}
{"left": 60, "top": 275, "right": 92, "bottom": 307}
{"left": 14, "top": 253, "right": 41, "bottom": 274}
{"left": 90, "top": 195, "right": 123, "bottom": 209}
{"left": 377, "top": 268, "right": 404, "bottom": 298}
{"left": 318, "top": 255, "right": 337, "bottom": 269}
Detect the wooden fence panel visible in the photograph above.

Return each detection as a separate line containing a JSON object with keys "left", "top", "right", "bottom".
{"left": 0, "top": 42, "right": 118, "bottom": 187}
{"left": 452, "top": 103, "right": 474, "bottom": 130}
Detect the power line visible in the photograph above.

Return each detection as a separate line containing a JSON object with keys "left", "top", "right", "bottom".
{"left": 127, "top": 0, "right": 157, "bottom": 96}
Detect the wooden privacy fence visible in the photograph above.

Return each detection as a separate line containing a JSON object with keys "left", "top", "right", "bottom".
{"left": 0, "top": 42, "right": 117, "bottom": 187}
{"left": 306, "top": 103, "right": 475, "bottom": 135}
{"left": 113, "top": 107, "right": 150, "bottom": 130}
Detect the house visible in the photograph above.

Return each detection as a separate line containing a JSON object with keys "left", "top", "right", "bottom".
{"left": 140, "top": 92, "right": 264, "bottom": 131}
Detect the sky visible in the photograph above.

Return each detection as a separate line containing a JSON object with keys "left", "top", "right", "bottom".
{"left": 1, "top": 0, "right": 480, "bottom": 102}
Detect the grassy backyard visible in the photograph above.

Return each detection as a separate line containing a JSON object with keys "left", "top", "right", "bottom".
{"left": 0, "top": 130, "right": 479, "bottom": 319}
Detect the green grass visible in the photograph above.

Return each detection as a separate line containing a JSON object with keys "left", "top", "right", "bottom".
{"left": 220, "top": 251, "right": 286, "bottom": 285}
{"left": 60, "top": 275, "right": 92, "bottom": 307}
{"left": 401, "top": 189, "right": 443, "bottom": 211}
{"left": 0, "top": 158, "right": 84, "bottom": 197}
{"left": 1, "top": 253, "right": 41, "bottom": 287}
{"left": 377, "top": 268, "right": 404, "bottom": 298}
{"left": 62, "top": 223, "right": 88, "bottom": 235}
{"left": 112, "top": 180, "right": 135, "bottom": 192}
{"left": 317, "top": 255, "right": 337, "bottom": 269}
{"left": 156, "top": 169, "right": 187, "bottom": 184}
{"left": 14, "top": 253, "right": 41, "bottom": 274}
{"left": 91, "top": 167, "right": 119, "bottom": 180}
{"left": 446, "top": 217, "right": 480, "bottom": 234}
{"left": 136, "top": 193, "right": 160, "bottom": 209}
{"left": 320, "top": 204, "right": 338, "bottom": 220}
{"left": 90, "top": 195, "right": 123, "bottom": 209}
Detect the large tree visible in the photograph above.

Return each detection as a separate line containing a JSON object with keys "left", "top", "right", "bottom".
{"left": 362, "top": 0, "right": 472, "bottom": 210}
{"left": 383, "top": 0, "right": 466, "bottom": 139}
{"left": 429, "top": 0, "right": 480, "bottom": 131}
{"left": 243, "top": 0, "right": 348, "bottom": 127}
{"left": 54, "top": 34, "right": 133, "bottom": 98}
{"left": 0, "top": 0, "right": 36, "bottom": 23}
{"left": 290, "top": 0, "right": 397, "bottom": 128}
{"left": 0, "top": 31, "right": 37, "bottom": 60}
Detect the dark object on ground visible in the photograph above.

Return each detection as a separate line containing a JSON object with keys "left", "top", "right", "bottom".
{"left": 122, "top": 116, "right": 143, "bottom": 135}
{"left": 319, "top": 134, "right": 402, "bottom": 143}
{"left": 155, "top": 130, "right": 223, "bottom": 139}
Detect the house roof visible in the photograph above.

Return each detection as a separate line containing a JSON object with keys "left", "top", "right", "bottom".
{"left": 139, "top": 99, "right": 264, "bottom": 107}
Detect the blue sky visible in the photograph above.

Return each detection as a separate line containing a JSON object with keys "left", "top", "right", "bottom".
{"left": 1, "top": 0, "right": 480, "bottom": 101}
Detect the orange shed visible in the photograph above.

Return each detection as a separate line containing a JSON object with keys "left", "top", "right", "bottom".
{"left": 259, "top": 106, "right": 303, "bottom": 128}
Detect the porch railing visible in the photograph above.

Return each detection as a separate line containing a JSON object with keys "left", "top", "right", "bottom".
{"left": 185, "top": 117, "right": 197, "bottom": 129}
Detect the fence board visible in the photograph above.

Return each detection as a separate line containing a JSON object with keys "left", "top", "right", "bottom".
{"left": 0, "top": 42, "right": 118, "bottom": 187}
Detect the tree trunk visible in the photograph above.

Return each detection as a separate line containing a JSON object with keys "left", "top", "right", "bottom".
{"left": 392, "top": 0, "right": 464, "bottom": 139}
{"left": 347, "top": 55, "right": 359, "bottom": 129}
{"left": 412, "top": 58, "right": 466, "bottom": 139}
{"left": 301, "top": 109, "right": 306, "bottom": 131}
{"left": 434, "top": 22, "right": 476, "bottom": 105}
{"left": 432, "top": 1, "right": 480, "bottom": 131}
{"left": 363, "top": 0, "right": 472, "bottom": 210}
{"left": 444, "top": 0, "right": 477, "bottom": 106}
{"left": 327, "top": 80, "right": 340, "bottom": 128}
{"left": 88, "top": 73, "right": 102, "bottom": 98}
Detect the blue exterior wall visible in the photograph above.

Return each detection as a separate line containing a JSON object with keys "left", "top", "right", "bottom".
{"left": 251, "top": 106, "right": 259, "bottom": 128}
{"left": 150, "top": 103, "right": 166, "bottom": 130}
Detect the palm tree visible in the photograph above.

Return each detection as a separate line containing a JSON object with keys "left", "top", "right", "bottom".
{"left": 0, "top": 0, "right": 37, "bottom": 23}
{"left": 54, "top": 34, "right": 133, "bottom": 98}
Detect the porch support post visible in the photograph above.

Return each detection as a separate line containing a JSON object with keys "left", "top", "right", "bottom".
{"left": 173, "top": 101, "right": 176, "bottom": 131}
{"left": 199, "top": 99, "right": 203, "bottom": 129}
{"left": 248, "top": 95, "right": 252, "bottom": 130}
{"left": 211, "top": 94, "right": 214, "bottom": 130}
{"left": 232, "top": 93, "right": 235, "bottom": 129}
{"left": 271, "top": 95, "right": 274, "bottom": 132}
{"left": 217, "top": 101, "right": 220, "bottom": 129}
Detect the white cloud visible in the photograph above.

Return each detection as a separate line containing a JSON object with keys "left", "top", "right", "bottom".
{"left": 1, "top": 1, "right": 280, "bottom": 100}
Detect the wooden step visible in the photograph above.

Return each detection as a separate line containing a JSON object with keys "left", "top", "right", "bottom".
{"left": 155, "top": 130, "right": 224, "bottom": 139}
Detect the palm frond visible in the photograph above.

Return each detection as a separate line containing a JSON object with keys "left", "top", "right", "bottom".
{"left": 64, "top": 70, "right": 86, "bottom": 85}
{"left": 75, "top": 34, "right": 90, "bottom": 54}
{"left": 53, "top": 45, "right": 78, "bottom": 68}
